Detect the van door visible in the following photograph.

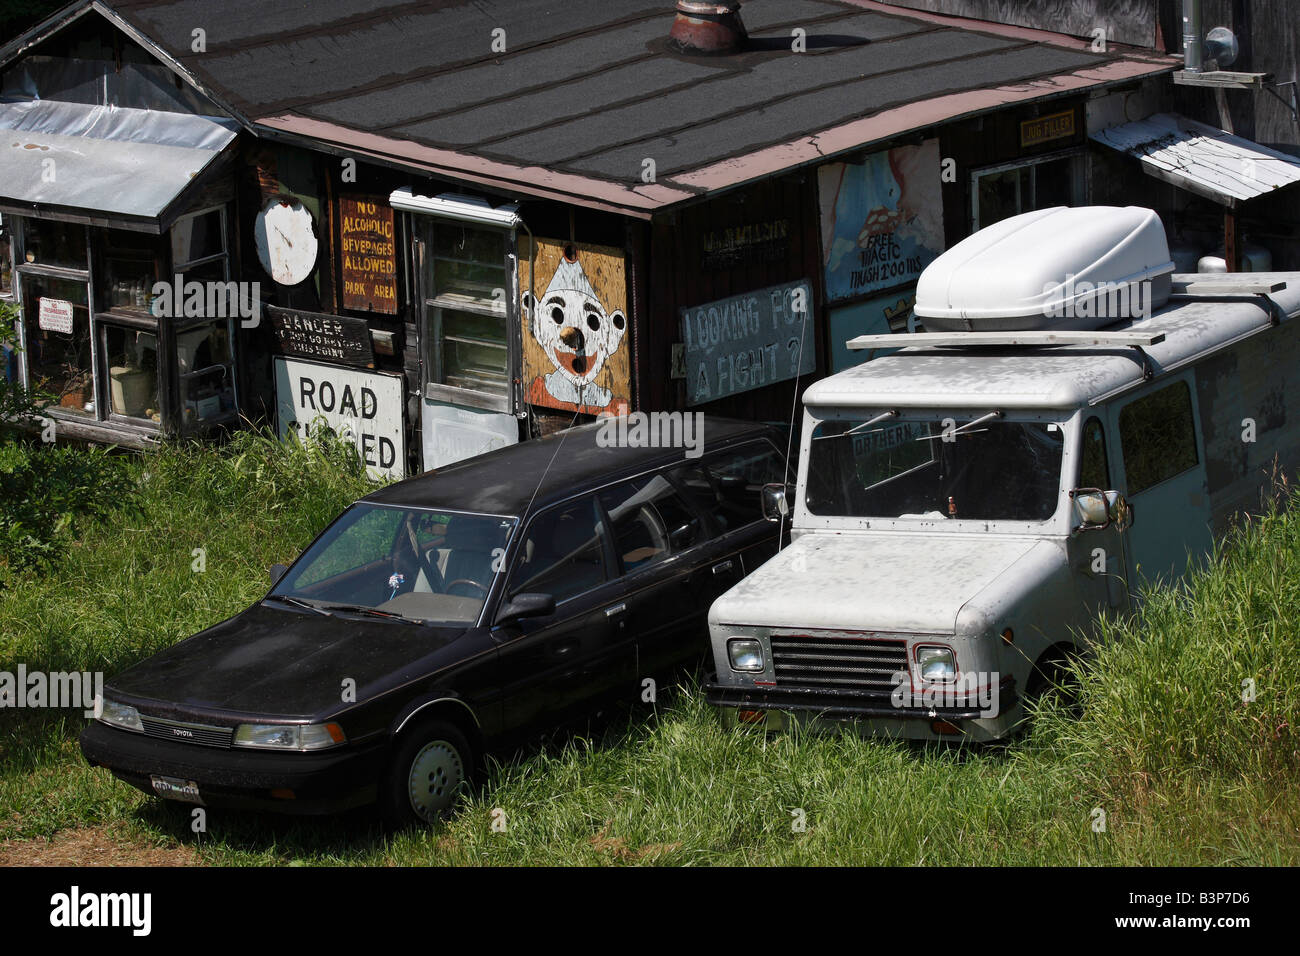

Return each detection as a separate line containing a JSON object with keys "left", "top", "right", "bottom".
{"left": 1106, "top": 374, "right": 1213, "bottom": 590}
{"left": 1069, "top": 415, "right": 1130, "bottom": 615}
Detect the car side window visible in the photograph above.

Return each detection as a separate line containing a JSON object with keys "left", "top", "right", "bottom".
{"left": 598, "top": 475, "right": 704, "bottom": 573}
{"left": 508, "top": 497, "right": 607, "bottom": 604}
{"left": 1078, "top": 416, "right": 1110, "bottom": 489}
{"left": 671, "top": 441, "right": 785, "bottom": 534}
{"left": 1118, "top": 381, "right": 1199, "bottom": 495}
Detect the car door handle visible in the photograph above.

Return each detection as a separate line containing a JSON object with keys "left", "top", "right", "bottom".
{"left": 605, "top": 603, "right": 627, "bottom": 618}
{"left": 712, "top": 559, "right": 734, "bottom": 575}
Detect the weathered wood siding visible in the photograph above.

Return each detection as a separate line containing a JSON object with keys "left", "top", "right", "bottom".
{"left": 644, "top": 172, "right": 825, "bottom": 425}
{"left": 876, "top": 0, "right": 1159, "bottom": 47}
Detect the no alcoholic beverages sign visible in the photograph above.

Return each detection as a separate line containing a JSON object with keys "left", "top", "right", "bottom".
{"left": 340, "top": 196, "right": 398, "bottom": 314}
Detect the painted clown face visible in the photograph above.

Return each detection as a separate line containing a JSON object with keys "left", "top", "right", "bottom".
{"left": 522, "top": 254, "right": 626, "bottom": 397}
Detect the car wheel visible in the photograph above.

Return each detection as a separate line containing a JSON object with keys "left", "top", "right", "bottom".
{"left": 384, "top": 719, "right": 473, "bottom": 827}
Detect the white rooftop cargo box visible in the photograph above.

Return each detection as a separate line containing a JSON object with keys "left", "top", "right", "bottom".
{"left": 915, "top": 206, "right": 1175, "bottom": 332}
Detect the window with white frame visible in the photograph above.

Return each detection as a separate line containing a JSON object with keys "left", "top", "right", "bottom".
{"left": 421, "top": 218, "right": 512, "bottom": 409}
{"left": 971, "top": 150, "right": 1086, "bottom": 232}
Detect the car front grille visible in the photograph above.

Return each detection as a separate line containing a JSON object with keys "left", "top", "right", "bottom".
{"left": 770, "top": 631, "right": 909, "bottom": 690}
{"left": 140, "top": 715, "right": 234, "bottom": 749}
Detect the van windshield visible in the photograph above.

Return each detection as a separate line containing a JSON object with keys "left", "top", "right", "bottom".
{"left": 804, "top": 416, "right": 1064, "bottom": 521}
{"left": 270, "top": 504, "right": 516, "bottom": 624}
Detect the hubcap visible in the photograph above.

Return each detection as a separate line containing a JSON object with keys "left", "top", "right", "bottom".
{"left": 407, "top": 739, "right": 465, "bottom": 822}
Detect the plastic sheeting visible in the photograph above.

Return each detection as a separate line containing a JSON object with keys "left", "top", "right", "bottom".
{"left": 2, "top": 56, "right": 214, "bottom": 116}
{"left": 0, "top": 99, "right": 237, "bottom": 220}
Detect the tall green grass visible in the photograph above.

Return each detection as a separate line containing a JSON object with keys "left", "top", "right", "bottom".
{"left": 1038, "top": 488, "right": 1300, "bottom": 796}
{"left": 1, "top": 435, "right": 1297, "bottom": 864}
{"left": 0, "top": 428, "right": 373, "bottom": 779}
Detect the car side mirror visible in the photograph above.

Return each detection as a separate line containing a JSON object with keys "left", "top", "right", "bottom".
{"left": 761, "top": 482, "right": 792, "bottom": 523}
{"left": 269, "top": 563, "right": 289, "bottom": 585}
{"left": 1071, "top": 489, "right": 1132, "bottom": 532}
{"left": 495, "top": 591, "right": 555, "bottom": 625}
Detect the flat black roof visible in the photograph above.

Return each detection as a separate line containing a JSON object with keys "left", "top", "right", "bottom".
{"left": 69, "top": 0, "right": 1170, "bottom": 213}
{"left": 362, "top": 416, "right": 782, "bottom": 516}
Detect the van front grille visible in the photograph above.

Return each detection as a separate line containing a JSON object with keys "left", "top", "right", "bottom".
{"left": 770, "top": 632, "right": 908, "bottom": 690}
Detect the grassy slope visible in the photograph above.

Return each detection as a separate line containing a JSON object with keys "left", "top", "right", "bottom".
{"left": 1, "top": 437, "right": 1297, "bottom": 865}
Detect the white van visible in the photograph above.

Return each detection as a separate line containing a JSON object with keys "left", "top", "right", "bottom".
{"left": 705, "top": 206, "right": 1300, "bottom": 741}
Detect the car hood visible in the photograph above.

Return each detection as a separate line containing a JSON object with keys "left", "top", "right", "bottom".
{"left": 107, "top": 602, "right": 473, "bottom": 718}
{"left": 711, "top": 531, "right": 1040, "bottom": 634}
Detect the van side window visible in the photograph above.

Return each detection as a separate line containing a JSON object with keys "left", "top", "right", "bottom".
{"left": 1078, "top": 417, "right": 1110, "bottom": 489}
{"left": 598, "top": 475, "right": 704, "bottom": 573}
{"left": 1118, "top": 380, "right": 1199, "bottom": 495}
{"left": 671, "top": 442, "right": 785, "bottom": 534}
{"left": 508, "top": 497, "right": 607, "bottom": 603}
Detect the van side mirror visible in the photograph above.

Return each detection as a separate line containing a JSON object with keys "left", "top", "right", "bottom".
{"left": 269, "top": 563, "right": 289, "bottom": 585}
{"left": 1071, "top": 489, "right": 1133, "bottom": 532}
{"left": 495, "top": 591, "right": 555, "bottom": 625}
{"left": 761, "top": 482, "right": 792, "bottom": 522}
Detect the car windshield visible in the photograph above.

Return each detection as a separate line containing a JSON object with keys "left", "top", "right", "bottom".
{"left": 270, "top": 504, "right": 516, "bottom": 624}
{"left": 804, "top": 415, "right": 1065, "bottom": 522}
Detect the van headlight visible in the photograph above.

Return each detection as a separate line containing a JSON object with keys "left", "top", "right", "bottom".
{"left": 97, "top": 698, "right": 143, "bottom": 733}
{"left": 916, "top": 646, "right": 957, "bottom": 683}
{"left": 233, "top": 722, "right": 346, "bottom": 751}
{"left": 727, "top": 638, "right": 765, "bottom": 672}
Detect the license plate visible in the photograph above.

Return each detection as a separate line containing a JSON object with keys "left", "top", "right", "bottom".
{"left": 150, "top": 775, "right": 204, "bottom": 805}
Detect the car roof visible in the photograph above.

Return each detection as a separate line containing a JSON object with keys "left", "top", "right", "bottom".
{"left": 805, "top": 273, "right": 1300, "bottom": 411}
{"left": 361, "top": 415, "right": 783, "bottom": 517}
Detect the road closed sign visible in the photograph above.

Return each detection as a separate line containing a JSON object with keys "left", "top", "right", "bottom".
{"left": 274, "top": 357, "right": 406, "bottom": 479}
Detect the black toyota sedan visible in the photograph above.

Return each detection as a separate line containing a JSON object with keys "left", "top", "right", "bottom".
{"left": 81, "top": 416, "right": 788, "bottom": 825}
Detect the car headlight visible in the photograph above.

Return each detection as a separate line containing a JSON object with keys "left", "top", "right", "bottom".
{"left": 233, "top": 722, "right": 346, "bottom": 751}
{"left": 98, "top": 698, "right": 143, "bottom": 733}
{"left": 728, "top": 638, "right": 765, "bottom": 672}
{"left": 916, "top": 646, "right": 957, "bottom": 683}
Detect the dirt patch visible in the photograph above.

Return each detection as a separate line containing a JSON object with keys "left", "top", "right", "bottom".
{"left": 0, "top": 827, "right": 199, "bottom": 867}
{"left": 589, "top": 823, "right": 681, "bottom": 863}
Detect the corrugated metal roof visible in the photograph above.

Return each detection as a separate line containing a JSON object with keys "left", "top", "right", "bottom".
{"left": 1090, "top": 112, "right": 1300, "bottom": 208}
{"left": 4, "top": 0, "right": 1176, "bottom": 216}
{"left": 0, "top": 99, "right": 237, "bottom": 224}
{"left": 806, "top": 273, "right": 1300, "bottom": 409}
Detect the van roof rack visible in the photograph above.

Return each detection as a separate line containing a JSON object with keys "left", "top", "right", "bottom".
{"left": 1168, "top": 278, "right": 1289, "bottom": 325}
{"left": 845, "top": 330, "right": 1167, "bottom": 379}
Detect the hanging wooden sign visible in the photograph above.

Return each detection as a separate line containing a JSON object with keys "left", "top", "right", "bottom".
{"left": 267, "top": 305, "right": 375, "bottom": 367}
{"left": 339, "top": 195, "right": 398, "bottom": 314}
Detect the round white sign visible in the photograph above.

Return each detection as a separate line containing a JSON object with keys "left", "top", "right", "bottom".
{"left": 255, "top": 198, "right": 318, "bottom": 286}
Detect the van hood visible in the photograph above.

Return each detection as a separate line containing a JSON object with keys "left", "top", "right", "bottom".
{"left": 711, "top": 532, "right": 1039, "bottom": 634}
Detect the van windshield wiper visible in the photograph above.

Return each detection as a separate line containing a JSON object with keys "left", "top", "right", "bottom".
{"left": 264, "top": 594, "right": 332, "bottom": 616}
{"left": 316, "top": 603, "right": 426, "bottom": 625}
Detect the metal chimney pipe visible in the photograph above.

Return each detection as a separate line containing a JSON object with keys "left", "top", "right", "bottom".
{"left": 1183, "top": 0, "right": 1203, "bottom": 72}
{"left": 668, "top": 1, "right": 747, "bottom": 56}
